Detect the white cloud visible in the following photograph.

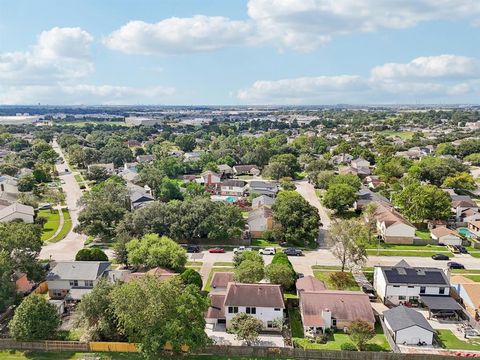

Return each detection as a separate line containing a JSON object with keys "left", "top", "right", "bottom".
{"left": 237, "top": 55, "right": 480, "bottom": 104}
{"left": 0, "top": 84, "right": 175, "bottom": 105}
{"left": 247, "top": 0, "right": 480, "bottom": 51}
{"left": 0, "top": 27, "right": 94, "bottom": 84}
{"left": 103, "top": 16, "right": 254, "bottom": 55}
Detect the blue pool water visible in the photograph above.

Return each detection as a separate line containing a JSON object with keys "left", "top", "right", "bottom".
{"left": 225, "top": 196, "right": 237, "bottom": 202}
{"left": 458, "top": 227, "right": 475, "bottom": 238}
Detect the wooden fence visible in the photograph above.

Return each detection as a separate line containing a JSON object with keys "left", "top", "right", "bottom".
{"left": 0, "top": 339, "right": 89, "bottom": 352}
{"left": 89, "top": 341, "right": 138, "bottom": 352}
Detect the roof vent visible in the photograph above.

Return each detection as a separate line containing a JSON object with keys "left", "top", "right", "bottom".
{"left": 397, "top": 268, "right": 406, "bottom": 275}
{"left": 417, "top": 269, "right": 425, "bottom": 276}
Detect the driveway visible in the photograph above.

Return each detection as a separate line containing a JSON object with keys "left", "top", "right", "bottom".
{"left": 39, "top": 140, "right": 86, "bottom": 261}
{"left": 294, "top": 180, "right": 331, "bottom": 229}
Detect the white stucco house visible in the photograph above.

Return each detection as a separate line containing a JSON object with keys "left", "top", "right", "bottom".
{"left": 0, "top": 202, "right": 34, "bottom": 223}
{"left": 206, "top": 282, "right": 285, "bottom": 331}
{"left": 384, "top": 305, "right": 434, "bottom": 345}
{"left": 220, "top": 180, "right": 247, "bottom": 197}
{"left": 430, "top": 227, "right": 462, "bottom": 246}
{"left": 46, "top": 261, "right": 111, "bottom": 300}
{"left": 374, "top": 260, "right": 450, "bottom": 305}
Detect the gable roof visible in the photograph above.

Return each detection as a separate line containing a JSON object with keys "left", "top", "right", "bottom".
{"left": 46, "top": 261, "right": 110, "bottom": 281}
{"left": 224, "top": 283, "right": 284, "bottom": 308}
{"left": 211, "top": 272, "right": 234, "bottom": 290}
{"left": 222, "top": 180, "right": 246, "bottom": 188}
{"left": 299, "top": 290, "right": 374, "bottom": 327}
{"left": 249, "top": 181, "right": 278, "bottom": 190}
{"left": 431, "top": 227, "right": 460, "bottom": 238}
{"left": 206, "top": 292, "right": 226, "bottom": 319}
{"left": 384, "top": 305, "right": 434, "bottom": 333}
{"left": 378, "top": 261, "right": 449, "bottom": 286}
{"left": 248, "top": 206, "right": 273, "bottom": 221}
{"left": 374, "top": 201, "right": 415, "bottom": 229}
{"left": 0, "top": 202, "right": 34, "bottom": 220}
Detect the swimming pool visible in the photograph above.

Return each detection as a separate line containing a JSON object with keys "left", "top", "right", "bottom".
{"left": 225, "top": 196, "right": 237, "bottom": 202}
{"left": 458, "top": 227, "right": 475, "bottom": 238}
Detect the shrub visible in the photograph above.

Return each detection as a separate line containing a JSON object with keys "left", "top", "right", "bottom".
{"left": 341, "top": 342, "right": 358, "bottom": 351}
{"left": 329, "top": 271, "right": 355, "bottom": 290}
{"left": 75, "top": 248, "right": 108, "bottom": 261}
{"left": 180, "top": 268, "right": 203, "bottom": 288}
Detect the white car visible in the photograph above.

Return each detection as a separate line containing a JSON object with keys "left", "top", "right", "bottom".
{"left": 259, "top": 247, "right": 276, "bottom": 255}
{"left": 233, "top": 246, "right": 252, "bottom": 254}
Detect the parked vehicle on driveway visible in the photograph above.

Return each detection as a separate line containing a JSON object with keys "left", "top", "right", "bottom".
{"left": 182, "top": 244, "right": 200, "bottom": 253}
{"left": 208, "top": 247, "right": 225, "bottom": 253}
{"left": 259, "top": 247, "right": 276, "bottom": 255}
{"left": 233, "top": 246, "right": 252, "bottom": 254}
{"left": 283, "top": 248, "right": 303, "bottom": 256}
{"left": 432, "top": 254, "right": 450, "bottom": 260}
{"left": 447, "top": 262, "right": 465, "bottom": 269}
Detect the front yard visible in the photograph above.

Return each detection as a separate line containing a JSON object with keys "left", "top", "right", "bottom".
{"left": 366, "top": 249, "right": 453, "bottom": 257}
{"left": 39, "top": 209, "right": 61, "bottom": 242}
{"left": 313, "top": 271, "right": 360, "bottom": 291}
{"left": 204, "top": 267, "right": 234, "bottom": 291}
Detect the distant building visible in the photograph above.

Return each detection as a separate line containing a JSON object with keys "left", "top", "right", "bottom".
{"left": 125, "top": 117, "right": 163, "bottom": 126}
{"left": 232, "top": 165, "right": 260, "bottom": 176}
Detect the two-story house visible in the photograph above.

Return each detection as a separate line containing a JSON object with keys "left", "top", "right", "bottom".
{"left": 46, "top": 261, "right": 111, "bottom": 300}
{"left": 220, "top": 180, "right": 247, "bottom": 197}
{"left": 373, "top": 260, "right": 450, "bottom": 305}
{"left": 248, "top": 181, "right": 279, "bottom": 198}
{"left": 206, "top": 282, "right": 285, "bottom": 331}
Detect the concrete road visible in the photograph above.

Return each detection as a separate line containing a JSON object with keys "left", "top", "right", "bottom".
{"left": 39, "top": 140, "right": 86, "bottom": 261}
{"left": 190, "top": 248, "right": 480, "bottom": 282}
{"left": 295, "top": 180, "right": 331, "bottom": 229}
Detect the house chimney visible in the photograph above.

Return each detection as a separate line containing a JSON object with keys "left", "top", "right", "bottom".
{"left": 321, "top": 308, "right": 332, "bottom": 329}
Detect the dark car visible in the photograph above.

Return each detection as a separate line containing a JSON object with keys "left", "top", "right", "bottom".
{"left": 432, "top": 254, "right": 450, "bottom": 260}
{"left": 182, "top": 244, "right": 200, "bottom": 253}
{"left": 447, "top": 262, "right": 465, "bottom": 269}
{"left": 457, "top": 245, "right": 468, "bottom": 254}
{"left": 283, "top": 248, "right": 303, "bottom": 256}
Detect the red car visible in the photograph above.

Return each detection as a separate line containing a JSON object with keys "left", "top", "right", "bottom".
{"left": 209, "top": 247, "right": 225, "bottom": 253}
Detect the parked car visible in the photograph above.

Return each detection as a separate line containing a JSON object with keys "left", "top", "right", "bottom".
{"left": 447, "top": 262, "right": 465, "bottom": 269}
{"left": 208, "top": 247, "right": 225, "bottom": 253}
{"left": 38, "top": 203, "right": 51, "bottom": 210}
{"left": 233, "top": 246, "right": 252, "bottom": 254}
{"left": 181, "top": 244, "right": 200, "bottom": 253}
{"left": 259, "top": 247, "right": 276, "bottom": 255}
{"left": 283, "top": 248, "right": 303, "bottom": 256}
{"left": 457, "top": 245, "right": 468, "bottom": 254}
{"left": 432, "top": 254, "right": 450, "bottom": 260}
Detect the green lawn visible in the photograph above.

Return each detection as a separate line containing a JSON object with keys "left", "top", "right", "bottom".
{"left": 367, "top": 243, "right": 446, "bottom": 251}
{"left": 415, "top": 229, "right": 431, "bottom": 240}
{"left": 469, "top": 252, "right": 480, "bottom": 258}
{"left": 205, "top": 267, "right": 234, "bottom": 291}
{"left": 186, "top": 261, "right": 203, "bottom": 266}
{"left": 293, "top": 323, "right": 389, "bottom": 351}
{"left": 367, "top": 250, "right": 452, "bottom": 257}
{"left": 464, "top": 275, "right": 480, "bottom": 282}
{"left": 251, "top": 239, "right": 280, "bottom": 247}
{"left": 288, "top": 307, "right": 304, "bottom": 338}
{"left": 213, "top": 262, "right": 234, "bottom": 266}
{"left": 49, "top": 208, "right": 72, "bottom": 243}
{"left": 313, "top": 271, "right": 360, "bottom": 291}
{"left": 451, "top": 269, "right": 480, "bottom": 274}
{"left": 437, "top": 329, "right": 480, "bottom": 351}
{"left": 39, "top": 209, "right": 61, "bottom": 242}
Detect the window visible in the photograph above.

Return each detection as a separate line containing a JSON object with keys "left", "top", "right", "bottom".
{"left": 439, "top": 287, "right": 445, "bottom": 295}
{"left": 69, "top": 280, "right": 78, "bottom": 287}
{"left": 228, "top": 307, "right": 238, "bottom": 314}
{"left": 274, "top": 308, "right": 281, "bottom": 311}
{"left": 420, "top": 286, "right": 426, "bottom": 294}
{"left": 267, "top": 321, "right": 276, "bottom": 329}
{"left": 85, "top": 280, "right": 94, "bottom": 288}
{"left": 393, "top": 285, "right": 400, "bottom": 288}
{"left": 398, "top": 296, "right": 406, "bottom": 300}
{"left": 408, "top": 285, "right": 414, "bottom": 288}
{"left": 332, "top": 319, "right": 337, "bottom": 327}
{"left": 246, "top": 307, "right": 256, "bottom": 314}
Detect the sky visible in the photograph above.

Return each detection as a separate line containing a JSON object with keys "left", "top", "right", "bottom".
{"left": 1, "top": 0, "right": 480, "bottom": 105}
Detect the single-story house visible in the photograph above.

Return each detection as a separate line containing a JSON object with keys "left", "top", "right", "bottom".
{"left": 0, "top": 202, "right": 34, "bottom": 223}
{"left": 299, "top": 290, "right": 375, "bottom": 335}
{"left": 468, "top": 221, "right": 480, "bottom": 236}
{"left": 87, "top": 163, "right": 115, "bottom": 174}
{"left": 374, "top": 202, "right": 416, "bottom": 244}
{"left": 247, "top": 206, "right": 274, "bottom": 238}
{"left": 383, "top": 305, "right": 434, "bottom": 345}
{"left": 232, "top": 165, "right": 260, "bottom": 176}
{"left": 450, "top": 275, "right": 480, "bottom": 318}
{"left": 217, "top": 164, "right": 233, "bottom": 178}
{"left": 430, "top": 227, "right": 462, "bottom": 246}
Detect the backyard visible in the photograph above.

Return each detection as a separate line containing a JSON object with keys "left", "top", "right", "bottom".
{"left": 313, "top": 271, "right": 360, "bottom": 291}
{"left": 437, "top": 329, "right": 480, "bottom": 351}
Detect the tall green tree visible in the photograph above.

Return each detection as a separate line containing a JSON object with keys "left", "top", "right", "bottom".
{"left": 322, "top": 183, "right": 357, "bottom": 213}
{"left": 327, "top": 219, "right": 367, "bottom": 272}
{"left": 228, "top": 313, "right": 263, "bottom": 346}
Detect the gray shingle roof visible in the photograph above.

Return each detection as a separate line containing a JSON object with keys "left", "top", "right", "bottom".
{"left": 384, "top": 305, "right": 434, "bottom": 332}
{"left": 46, "top": 261, "right": 110, "bottom": 281}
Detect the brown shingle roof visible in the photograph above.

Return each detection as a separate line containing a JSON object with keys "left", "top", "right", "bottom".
{"left": 374, "top": 201, "right": 415, "bottom": 229}
{"left": 224, "top": 283, "right": 284, "bottom": 308}
{"left": 299, "top": 291, "right": 374, "bottom": 327}
{"left": 296, "top": 276, "right": 326, "bottom": 292}
{"left": 431, "top": 227, "right": 460, "bottom": 238}
{"left": 211, "top": 272, "right": 234, "bottom": 290}
{"left": 206, "top": 292, "right": 226, "bottom": 319}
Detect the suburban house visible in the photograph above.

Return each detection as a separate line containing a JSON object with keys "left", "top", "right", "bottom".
{"left": 351, "top": 158, "right": 370, "bottom": 169}
{"left": 127, "top": 183, "right": 154, "bottom": 210}
{"left": 248, "top": 181, "right": 279, "bottom": 198}
{"left": 373, "top": 260, "right": 450, "bottom": 305}
{"left": 330, "top": 153, "right": 353, "bottom": 165}
{"left": 354, "top": 187, "right": 390, "bottom": 211}
{"left": 87, "top": 163, "right": 115, "bottom": 174}
{"left": 0, "top": 202, "right": 34, "bottom": 223}
{"left": 220, "top": 180, "right": 247, "bottom": 197}
{"left": 200, "top": 171, "right": 221, "bottom": 187}
{"left": 374, "top": 202, "right": 416, "bottom": 244}
{"left": 459, "top": 208, "right": 480, "bottom": 224}
{"left": 430, "top": 227, "right": 462, "bottom": 246}
{"left": 232, "top": 165, "right": 260, "bottom": 176}
{"left": 206, "top": 282, "right": 285, "bottom": 331}
{"left": 13, "top": 272, "right": 34, "bottom": 294}
{"left": 468, "top": 221, "right": 480, "bottom": 236}
{"left": 0, "top": 175, "right": 18, "bottom": 194}
{"left": 383, "top": 305, "right": 434, "bottom": 345}
{"left": 451, "top": 275, "right": 480, "bottom": 319}
{"left": 251, "top": 195, "right": 275, "bottom": 209}
{"left": 247, "top": 206, "right": 274, "bottom": 238}
{"left": 298, "top": 290, "right": 375, "bottom": 336}
{"left": 363, "top": 175, "right": 383, "bottom": 190}
{"left": 450, "top": 194, "right": 479, "bottom": 222}
{"left": 46, "top": 261, "right": 111, "bottom": 300}
{"left": 136, "top": 154, "right": 154, "bottom": 163}
{"left": 217, "top": 164, "right": 233, "bottom": 178}
{"left": 184, "top": 152, "right": 203, "bottom": 162}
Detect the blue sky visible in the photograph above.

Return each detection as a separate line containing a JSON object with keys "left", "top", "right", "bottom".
{"left": 1, "top": 0, "right": 480, "bottom": 105}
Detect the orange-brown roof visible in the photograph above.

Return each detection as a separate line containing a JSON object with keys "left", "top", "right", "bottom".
{"left": 431, "top": 227, "right": 460, "bottom": 238}
{"left": 374, "top": 201, "right": 415, "bottom": 229}
{"left": 296, "top": 276, "right": 326, "bottom": 292}
{"left": 206, "top": 292, "right": 226, "bottom": 319}
{"left": 224, "top": 283, "right": 284, "bottom": 308}
{"left": 211, "top": 272, "right": 234, "bottom": 290}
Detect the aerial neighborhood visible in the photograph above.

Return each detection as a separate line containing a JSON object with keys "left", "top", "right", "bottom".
{"left": 0, "top": 105, "right": 480, "bottom": 359}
